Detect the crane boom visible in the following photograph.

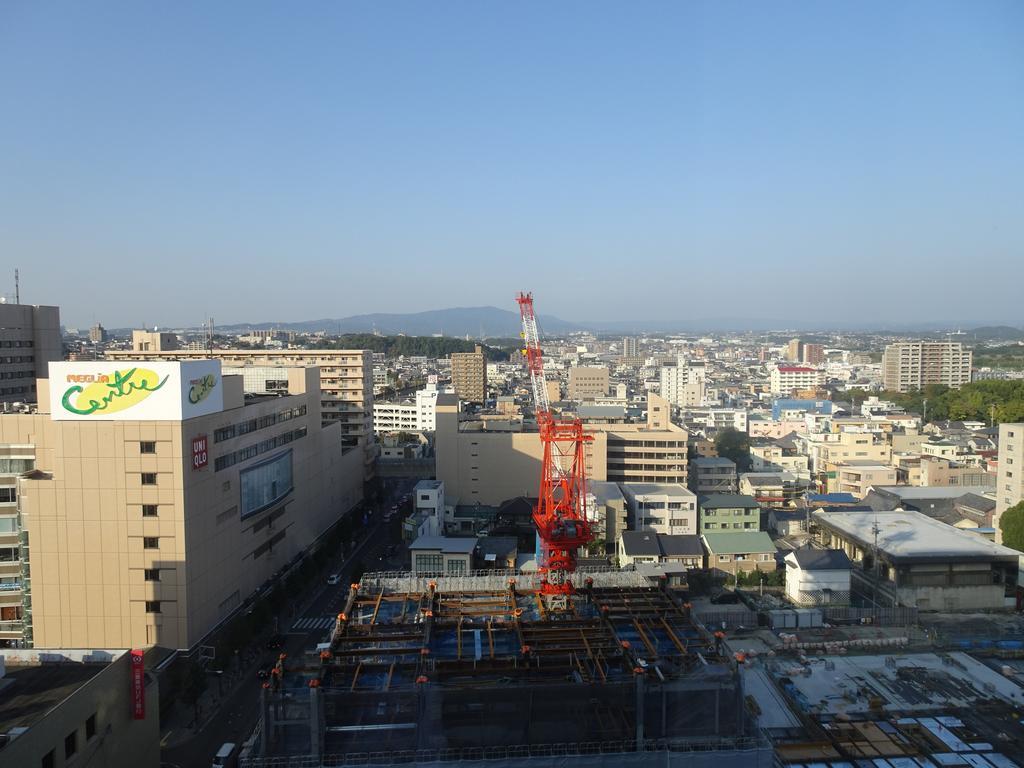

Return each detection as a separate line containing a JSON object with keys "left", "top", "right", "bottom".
{"left": 516, "top": 292, "right": 593, "bottom": 611}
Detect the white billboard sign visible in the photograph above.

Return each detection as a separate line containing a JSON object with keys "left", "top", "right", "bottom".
{"left": 49, "top": 360, "right": 224, "bottom": 421}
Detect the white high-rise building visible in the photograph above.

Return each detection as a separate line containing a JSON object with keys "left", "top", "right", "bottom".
{"left": 660, "top": 359, "right": 706, "bottom": 407}
{"left": 373, "top": 381, "right": 444, "bottom": 433}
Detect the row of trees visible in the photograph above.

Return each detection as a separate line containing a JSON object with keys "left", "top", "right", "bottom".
{"left": 301, "top": 334, "right": 520, "bottom": 361}
{"left": 845, "top": 381, "right": 1024, "bottom": 425}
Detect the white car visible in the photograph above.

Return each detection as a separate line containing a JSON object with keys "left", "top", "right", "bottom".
{"left": 326, "top": 574, "right": 341, "bottom": 585}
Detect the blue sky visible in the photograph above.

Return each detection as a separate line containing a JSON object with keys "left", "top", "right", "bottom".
{"left": 1, "top": 1, "right": 1021, "bottom": 329}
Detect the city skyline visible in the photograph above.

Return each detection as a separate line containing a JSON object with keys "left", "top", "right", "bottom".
{"left": 2, "top": 1, "right": 1022, "bottom": 327}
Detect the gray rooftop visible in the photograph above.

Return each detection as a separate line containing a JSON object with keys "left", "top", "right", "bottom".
{"left": 812, "top": 509, "right": 1020, "bottom": 563}
{"left": 691, "top": 457, "right": 737, "bottom": 468}
{"left": 620, "top": 483, "right": 696, "bottom": 499}
{"left": 786, "top": 548, "right": 853, "bottom": 571}
{"left": 409, "top": 535, "right": 478, "bottom": 554}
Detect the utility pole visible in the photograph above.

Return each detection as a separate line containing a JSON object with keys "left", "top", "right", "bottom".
{"left": 14, "top": 269, "right": 19, "bottom": 304}
{"left": 871, "top": 515, "right": 881, "bottom": 618}
{"left": 922, "top": 398, "right": 928, "bottom": 426}
{"left": 990, "top": 404, "right": 996, "bottom": 428}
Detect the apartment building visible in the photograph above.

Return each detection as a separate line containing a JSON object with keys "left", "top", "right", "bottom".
{"left": 435, "top": 393, "right": 688, "bottom": 505}
{"left": 0, "top": 303, "right": 62, "bottom": 404}
{"left": 994, "top": 422, "right": 1024, "bottom": 544}
{"left": 622, "top": 336, "right": 639, "bottom": 358}
{"left": 568, "top": 366, "right": 609, "bottom": 401}
{"left": 688, "top": 456, "right": 738, "bottom": 495}
{"left": 769, "top": 366, "right": 826, "bottom": 396}
{"left": 698, "top": 494, "right": 761, "bottom": 535}
{"left": 786, "top": 339, "right": 802, "bottom": 362}
{"left": 802, "top": 343, "right": 825, "bottom": 365}
{"left": 659, "top": 362, "right": 706, "bottom": 407}
{"left": 105, "top": 346, "right": 375, "bottom": 477}
{"left": 450, "top": 346, "right": 486, "bottom": 403}
{"left": 0, "top": 361, "right": 362, "bottom": 650}
{"left": 132, "top": 329, "right": 178, "bottom": 351}
{"left": 881, "top": 342, "right": 973, "bottom": 393}
{"left": 621, "top": 483, "right": 698, "bottom": 536}
{"left": 834, "top": 462, "right": 897, "bottom": 497}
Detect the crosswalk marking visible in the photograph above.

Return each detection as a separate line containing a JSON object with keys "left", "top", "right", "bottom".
{"left": 290, "top": 616, "right": 336, "bottom": 631}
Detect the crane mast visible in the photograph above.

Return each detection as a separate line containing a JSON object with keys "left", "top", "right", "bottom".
{"left": 516, "top": 292, "right": 594, "bottom": 611}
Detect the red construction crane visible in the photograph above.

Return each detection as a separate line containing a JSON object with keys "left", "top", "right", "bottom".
{"left": 516, "top": 292, "right": 594, "bottom": 611}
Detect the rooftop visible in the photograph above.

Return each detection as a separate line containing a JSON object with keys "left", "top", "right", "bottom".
{"left": 408, "top": 535, "right": 478, "bottom": 554}
{"left": 0, "top": 663, "right": 105, "bottom": 737}
{"left": 619, "top": 531, "right": 703, "bottom": 558}
{"left": 691, "top": 456, "right": 737, "bottom": 468}
{"left": 785, "top": 548, "right": 853, "bottom": 570}
{"left": 698, "top": 493, "right": 759, "bottom": 509}
{"left": 620, "top": 483, "right": 695, "bottom": 499}
{"left": 702, "top": 531, "right": 775, "bottom": 554}
{"left": 813, "top": 509, "right": 1021, "bottom": 563}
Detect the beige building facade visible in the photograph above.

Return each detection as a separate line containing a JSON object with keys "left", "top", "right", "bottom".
{"left": 0, "top": 361, "right": 362, "bottom": 650}
{"left": 882, "top": 341, "right": 973, "bottom": 393}
{"left": 449, "top": 346, "right": 487, "bottom": 403}
{"left": 435, "top": 393, "right": 687, "bottom": 506}
{"left": 0, "top": 302, "right": 62, "bottom": 404}
{"left": 568, "top": 366, "right": 609, "bottom": 401}
{"left": 995, "top": 423, "right": 1024, "bottom": 544}
{"left": 105, "top": 347, "right": 375, "bottom": 477}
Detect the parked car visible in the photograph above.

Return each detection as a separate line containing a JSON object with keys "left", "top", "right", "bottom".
{"left": 326, "top": 574, "right": 341, "bottom": 585}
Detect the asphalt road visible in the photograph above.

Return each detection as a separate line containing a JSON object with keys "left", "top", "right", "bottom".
{"left": 162, "top": 479, "right": 413, "bottom": 768}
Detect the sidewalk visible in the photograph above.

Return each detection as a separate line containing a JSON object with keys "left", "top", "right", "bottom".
{"left": 160, "top": 523, "right": 382, "bottom": 750}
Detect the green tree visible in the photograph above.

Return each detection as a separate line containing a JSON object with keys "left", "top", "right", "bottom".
{"left": 715, "top": 427, "right": 751, "bottom": 470}
{"left": 999, "top": 501, "right": 1024, "bottom": 552}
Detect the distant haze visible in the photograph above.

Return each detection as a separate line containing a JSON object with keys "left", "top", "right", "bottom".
{"left": 1, "top": 3, "right": 1021, "bottom": 328}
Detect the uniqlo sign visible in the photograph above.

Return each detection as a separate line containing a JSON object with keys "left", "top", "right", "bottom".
{"left": 192, "top": 435, "right": 209, "bottom": 470}
{"left": 130, "top": 649, "right": 146, "bottom": 719}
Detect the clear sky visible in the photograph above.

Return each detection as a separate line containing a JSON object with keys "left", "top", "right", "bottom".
{"left": 1, "top": 1, "right": 1022, "bottom": 329}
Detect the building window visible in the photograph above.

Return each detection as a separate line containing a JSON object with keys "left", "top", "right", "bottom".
{"left": 142, "top": 504, "right": 158, "bottom": 517}
{"left": 0, "top": 487, "right": 14, "bottom": 503}
{"left": 140, "top": 441, "right": 156, "bottom": 454}
{"left": 64, "top": 731, "right": 77, "bottom": 759}
{"left": 42, "top": 750, "right": 56, "bottom": 768}
{"left": 143, "top": 537, "right": 159, "bottom": 549}
{"left": 446, "top": 559, "right": 467, "bottom": 575}
{"left": 141, "top": 473, "right": 157, "bottom": 485}
{"left": 145, "top": 600, "right": 161, "bottom": 613}
{"left": 86, "top": 713, "right": 97, "bottom": 740}
{"left": 144, "top": 569, "right": 160, "bottom": 581}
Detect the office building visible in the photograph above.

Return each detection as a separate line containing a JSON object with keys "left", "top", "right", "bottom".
{"left": 994, "top": 422, "right": 1024, "bottom": 545}
{"left": 802, "top": 343, "right": 825, "bottom": 365}
{"left": 622, "top": 336, "right": 638, "bottom": 358}
{"left": 0, "top": 303, "right": 61, "bottom": 404}
{"left": 881, "top": 341, "right": 973, "bottom": 393}
{"left": 88, "top": 323, "right": 108, "bottom": 344}
{"left": 0, "top": 361, "right": 362, "bottom": 650}
{"left": 450, "top": 345, "right": 486, "bottom": 403}
{"left": 568, "top": 366, "right": 609, "bottom": 401}
{"left": 769, "top": 366, "right": 826, "bottom": 395}
{"left": 105, "top": 346, "right": 375, "bottom": 476}
{"left": 435, "top": 393, "right": 687, "bottom": 505}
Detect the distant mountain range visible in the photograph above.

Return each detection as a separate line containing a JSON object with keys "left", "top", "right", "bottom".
{"left": 161, "top": 308, "right": 1022, "bottom": 339}
{"left": 214, "top": 306, "right": 582, "bottom": 338}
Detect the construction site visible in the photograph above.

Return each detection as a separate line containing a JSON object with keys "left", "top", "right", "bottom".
{"left": 240, "top": 569, "right": 768, "bottom": 766}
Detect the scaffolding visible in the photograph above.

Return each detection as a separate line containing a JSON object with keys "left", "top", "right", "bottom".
{"left": 247, "top": 576, "right": 760, "bottom": 766}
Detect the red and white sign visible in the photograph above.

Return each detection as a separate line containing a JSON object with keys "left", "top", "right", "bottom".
{"left": 192, "top": 435, "right": 208, "bottom": 470}
{"left": 130, "top": 649, "right": 146, "bottom": 720}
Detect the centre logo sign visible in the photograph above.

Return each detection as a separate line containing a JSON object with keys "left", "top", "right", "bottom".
{"left": 49, "top": 361, "right": 225, "bottom": 421}
{"left": 61, "top": 368, "right": 170, "bottom": 416}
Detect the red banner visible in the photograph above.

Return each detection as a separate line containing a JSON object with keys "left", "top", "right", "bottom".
{"left": 130, "top": 649, "right": 145, "bottom": 719}
{"left": 192, "top": 435, "right": 208, "bottom": 471}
